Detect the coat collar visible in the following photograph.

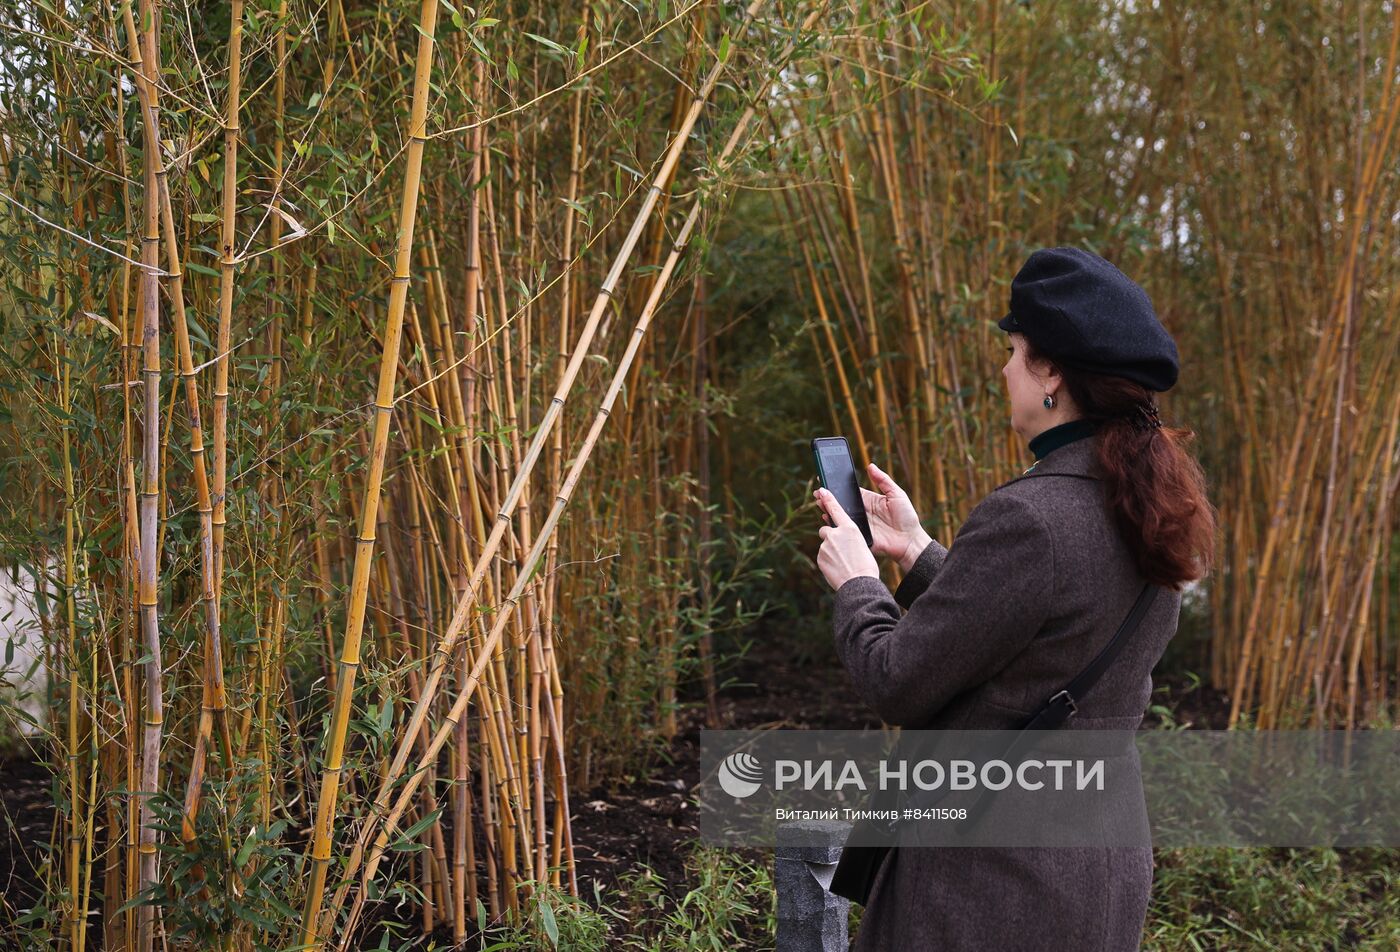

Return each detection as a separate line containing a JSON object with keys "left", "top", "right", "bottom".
{"left": 993, "top": 435, "right": 1102, "bottom": 492}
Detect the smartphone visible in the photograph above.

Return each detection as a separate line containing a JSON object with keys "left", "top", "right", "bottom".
{"left": 811, "top": 436, "right": 874, "bottom": 547}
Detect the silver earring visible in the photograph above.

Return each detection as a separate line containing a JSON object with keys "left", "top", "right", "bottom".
{"left": 1043, "top": 394, "right": 1055, "bottom": 409}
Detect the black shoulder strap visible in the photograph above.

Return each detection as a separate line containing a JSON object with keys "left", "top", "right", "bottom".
{"left": 899, "top": 581, "right": 1162, "bottom": 833}
{"left": 1021, "top": 580, "right": 1160, "bottom": 731}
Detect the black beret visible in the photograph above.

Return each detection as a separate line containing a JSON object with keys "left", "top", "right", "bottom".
{"left": 995, "top": 247, "right": 1179, "bottom": 392}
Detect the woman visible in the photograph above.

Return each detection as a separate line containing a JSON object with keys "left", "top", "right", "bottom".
{"left": 813, "top": 246, "right": 1217, "bottom": 951}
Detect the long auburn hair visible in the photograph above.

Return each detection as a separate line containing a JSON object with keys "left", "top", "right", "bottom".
{"left": 1021, "top": 336, "right": 1218, "bottom": 591}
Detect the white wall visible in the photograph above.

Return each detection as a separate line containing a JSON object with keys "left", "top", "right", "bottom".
{"left": 0, "top": 562, "right": 53, "bottom": 738}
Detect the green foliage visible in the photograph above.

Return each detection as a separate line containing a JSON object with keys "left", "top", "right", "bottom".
{"left": 127, "top": 769, "right": 303, "bottom": 950}
{"left": 509, "top": 879, "right": 613, "bottom": 950}
{"left": 1145, "top": 848, "right": 1400, "bottom": 951}
{"left": 615, "top": 846, "right": 777, "bottom": 951}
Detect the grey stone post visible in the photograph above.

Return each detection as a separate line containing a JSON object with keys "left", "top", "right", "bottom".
{"left": 776, "top": 819, "right": 851, "bottom": 951}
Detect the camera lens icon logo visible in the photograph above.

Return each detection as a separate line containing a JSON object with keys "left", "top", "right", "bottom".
{"left": 717, "top": 751, "right": 765, "bottom": 799}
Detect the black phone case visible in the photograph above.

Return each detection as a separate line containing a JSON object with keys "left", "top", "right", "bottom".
{"left": 811, "top": 436, "right": 874, "bottom": 547}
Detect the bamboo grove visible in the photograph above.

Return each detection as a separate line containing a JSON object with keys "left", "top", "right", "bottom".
{"left": 765, "top": 0, "right": 1400, "bottom": 733}
{"left": 1, "top": 0, "right": 1399, "bottom": 949}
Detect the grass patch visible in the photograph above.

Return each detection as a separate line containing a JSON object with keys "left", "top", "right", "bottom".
{"left": 1144, "top": 847, "right": 1400, "bottom": 950}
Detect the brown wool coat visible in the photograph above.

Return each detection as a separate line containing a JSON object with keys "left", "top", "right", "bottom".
{"left": 830, "top": 436, "right": 1184, "bottom": 952}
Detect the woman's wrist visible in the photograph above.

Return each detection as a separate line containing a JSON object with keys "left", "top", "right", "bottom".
{"left": 898, "top": 529, "right": 933, "bottom": 573}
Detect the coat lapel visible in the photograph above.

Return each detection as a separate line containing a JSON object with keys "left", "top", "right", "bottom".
{"left": 992, "top": 436, "right": 1101, "bottom": 493}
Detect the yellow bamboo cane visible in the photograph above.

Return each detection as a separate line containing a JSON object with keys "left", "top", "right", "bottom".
{"left": 297, "top": 0, "right": 443, "bottom": 942}
{"left": 179, "top": 0, "right": 243, "bottom": 858}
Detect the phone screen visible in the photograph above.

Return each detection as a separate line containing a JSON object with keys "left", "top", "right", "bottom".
{"left": 812, "top": 437, "right": 874, "bottom": 547}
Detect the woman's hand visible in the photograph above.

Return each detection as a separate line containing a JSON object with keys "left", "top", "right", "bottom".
{"left": 813, "top": 487, "right": 880, "bottom": 591}
{"left": 818, "top": 462, "right": 933, "bottom": 573}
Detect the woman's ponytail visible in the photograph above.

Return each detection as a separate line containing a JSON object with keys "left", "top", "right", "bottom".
{"left": 1025, "top": 339, "right": 1218, "bottom": 590}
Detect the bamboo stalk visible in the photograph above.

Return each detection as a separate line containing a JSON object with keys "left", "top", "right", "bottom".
{"left": 179, "top": 0, "right": 243, "bottom": 864}
{"left": 59, "top": 283, "right": 85, "bottom": 952}
{"left": 122, "top": 2, "right": 165, "bottom": 947}
{"left": 298, "top": 0, "right": 444, "bottom": 941}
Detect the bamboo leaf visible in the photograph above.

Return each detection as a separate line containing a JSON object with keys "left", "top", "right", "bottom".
{"left": 265, "top": 203, "right": 308, "bottom": 242}
{"left": 392, "top": 806, "right": 444, "bottom": 850}
{"left": 414, "top": 408, "right": 444, "bottom": 432}
{"left": 541, "top": 901, "right": 559, "bottom": 947}
{"left": 524, "top": 32, "right": 567, "bottom": 54}
{"left": 82, "top": 311, "right": 120, "bottom": 336}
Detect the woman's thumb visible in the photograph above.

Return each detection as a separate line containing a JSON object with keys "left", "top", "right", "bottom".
{"left": 871, "top": 462, "right": 903, "bottom": 496}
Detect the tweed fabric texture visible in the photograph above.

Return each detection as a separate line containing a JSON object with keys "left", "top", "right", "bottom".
{"left": 831, "top": 437, "right": 1182, "bottom": 951}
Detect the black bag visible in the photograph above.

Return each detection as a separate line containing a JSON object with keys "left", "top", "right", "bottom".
{"left": 828, "top": 581, "right": 1160, "bottom": 905}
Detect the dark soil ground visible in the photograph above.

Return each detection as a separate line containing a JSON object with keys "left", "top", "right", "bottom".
{"left": 0, "top": 617, "right": 1234, "bottom": 946}
{"left": 0, "top": 752, "right": 50, "bottom": 918}
{"left": 567, "top": 623, "right": 885, "bottom": 906}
